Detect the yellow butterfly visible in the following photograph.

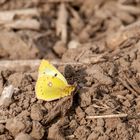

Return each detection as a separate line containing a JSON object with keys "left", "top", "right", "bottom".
{"left": 35, "top": 59, "right": 75, "bottom": 101}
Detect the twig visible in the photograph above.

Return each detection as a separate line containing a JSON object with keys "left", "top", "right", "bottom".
{"left": 47, "top": 0, "right": 73, "bottom": 2}
{"left": 56, "top": 3, "right": 68, "bottom": 43}
{"left": 0, "top": 8, "right": 39, "bottom": 22}
{"left": 86, "top": 112, "right": 140, "bottom": 119}
{"left": 66, "top": 135, "right": 75, "bottom": 139}
{"left": 0, "top": 60, "right": 87, "bottom": 70}
{"left": 0, "top": 8, "right": 40, "bottom": 30}
{"left": 118, "top": 4, "right": 140, "bottom": 15}
{"left": 2, "top": 19, "right": 40, "bottom": 30}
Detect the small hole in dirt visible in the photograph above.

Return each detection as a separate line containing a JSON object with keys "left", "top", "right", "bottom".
{"left": 72, "top": 5, "right": 80, "bottom": 11}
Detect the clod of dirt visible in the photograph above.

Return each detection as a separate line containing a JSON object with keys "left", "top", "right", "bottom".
{"left": 15, "top": 132, "right": 34, "bottom": 140}
{"left": 48, "top": 123, "right": 65, "bottom": 140}
{"left": 75, "top": 106, "right": 85, "bottom": 120}
{"left": 136, "top": 98, "right": 140, "bottom": 112}
{"left": 97, "top": 119, "right": 104, "bottom": 127}
{"left": 131, "top": 60, "right": 140, "bottom": 73}
{"left": 134, "top": 133, "right": 140, "bottom": 140}
{"left": 30, "top": 104, "right": 43, "bottom": 121}
{"left": 86, "top": 65, "right": 113, "bottom": 85}
{"left": 0, "top": 46, "right": 9, "bottom": 59}
{"left": 116, "top": 123, "right": 129, "bottom": 140}
{"left": 17, "top": 110, "right": 30, "bottom": 119}
{"left": 30, "top": 121, "right": 45, "bottom": 140}
{"left": 106, "top": 21, "right": 140, "bottom": 49}
{"left": 42, "top": 95, "right": 73, "bottom": 124}
{"left": 6, "top": 118, "right": 26, "bottom": 136}
{"left": 0, "top": 134, "right": 8, "bottom": 140}
{"left": 87, "top": 131, "right": 99, "bottom": 140}
{"left": 53, "top": 41, "right": 66, "bottom": 57}
{"left": 79, "top": 92, "right": 91, "bottom": 107}
{"left": 0, "top": 31, "right": 38, "bottom": 59}
{"left": 69, "top": 119, "right": 78, "bottom": 130}
{"left": 85, "top": 105, "right": 95, "bottom": 116}
{"left": 105, "top": 118, "right": 120, "bottom": 135}
{"left": 8, "top": 73, "right": 23, "bottom": 87}
{"left": 0, "top": 124, "right": 5, "bottom": 134}
{"left": 74, "top": 125, "right": 90, "bottom": 139}
{"left": 98, "top": 134, "right": 109, "bottom": 140}
{"left": 48, "top": 117, "right": 69, "bottom": 140}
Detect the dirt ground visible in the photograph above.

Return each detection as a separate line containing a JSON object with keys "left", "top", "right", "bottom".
{"left": 0, "top": 0, "right": 140, "bottom": 140}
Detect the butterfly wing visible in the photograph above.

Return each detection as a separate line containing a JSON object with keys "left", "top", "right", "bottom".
{"left": 35, "top": 75, "right": 75, "bottom": 101}
{"left": 38, "top": 59, "right": 67, "bottom": 84}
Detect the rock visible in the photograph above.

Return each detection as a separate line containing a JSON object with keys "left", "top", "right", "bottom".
{"left": 30, "top": 121, "right": 45, "bottom": 139}
{"left": 6, "top": 118, "right": 25, "bottom": 136}
{"left": 15, "top": 132, "right": 34, "bottom": 140}
{"left": 31, "top": 104, "right": 43, "bottom": 121}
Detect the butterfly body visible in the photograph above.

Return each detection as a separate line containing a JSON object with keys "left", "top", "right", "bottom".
{"left": 35, "top": 60, "right": 75, "bottom": 101}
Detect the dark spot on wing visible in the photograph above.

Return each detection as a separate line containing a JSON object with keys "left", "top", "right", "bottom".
{"left": 52, "top": 73, "right": 57, "bottom": 78}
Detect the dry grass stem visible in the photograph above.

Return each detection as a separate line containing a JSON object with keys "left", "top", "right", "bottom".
{"left": 86, "top": 113, "right": 140, "bottom": 119}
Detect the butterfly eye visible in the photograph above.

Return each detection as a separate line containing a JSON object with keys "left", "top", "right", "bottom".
{"left": 54, "top": 73, "right": 57, "bottom": 77}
